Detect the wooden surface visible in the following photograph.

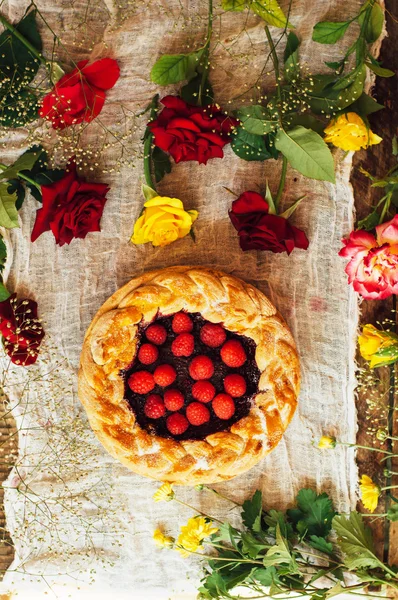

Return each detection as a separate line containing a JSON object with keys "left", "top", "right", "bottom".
{"left": 0, "top": 0, "right": 396, "bottom": 588}
{"left": 350, "top": 0, "right": 398, "bottom": 581}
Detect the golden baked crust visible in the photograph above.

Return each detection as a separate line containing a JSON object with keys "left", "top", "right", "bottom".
{"left": 78, "top": 266, "right": 300, "bottom": 484}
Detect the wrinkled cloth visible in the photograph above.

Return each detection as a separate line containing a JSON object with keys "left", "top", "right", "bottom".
{"left": 0, "top": 0, "right": 383, "bottom": 597}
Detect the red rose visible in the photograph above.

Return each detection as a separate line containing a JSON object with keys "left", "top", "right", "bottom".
{"left": 31, "top": 162, "right": 110, "bottom": 246}
{"left": 39, "top": 58, "right": 120, "bottom": 129}
{"left": 0, "top": 294, "right": 45, "bottom": 366}
{"left": 148, "top": 95, "right": 238, "bottom": 165}
{"left": 229, "top": 191, "right": 309, "bottom": 255}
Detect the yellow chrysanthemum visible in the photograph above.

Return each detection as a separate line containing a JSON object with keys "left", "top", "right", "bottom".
{"left": 360, "top": 474, "right": 381, "bottom": 513}
{"left": 153, "top": 482, "right": 175, "bottom": 503}
{"left": 358, "top": 324, "right": 398, "bottom": 368}
{"left": 131, "top": 195, "right": 198, "bottom": 247}
{"left": 324, "top": 112, "right": 382, "bottom": 152}
{"left": 176, "top": 516, "right": 218, "bottom": 558}
{"left": 153, "top": 529, "right": 175, "bottom": 549}
{"left": 318, "top": 435, "right": 337, "bottom": 449}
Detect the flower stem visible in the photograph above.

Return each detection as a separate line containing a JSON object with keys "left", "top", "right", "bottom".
{"left": 0, "top": 163, "right": 40, "bottom": 190}
{"left": 339, "top": 441, "right": 393, "bottom": 456}
{"left": 264, "top": 25, "right": 281, "bottom": 106}
{"left": 198, "top": 0, "right": 213, "bottom": 105}
{"left": 174, "top": 499, "right": 223, "bottom": 524}
{"left": 143, "top": 95, "right": 159, "bottom": 190}
{"left": 275, "top": 155, "right": 288, "bottom": 210}
{"left": 0, "top": 11, "right": 46, "bottom": 66}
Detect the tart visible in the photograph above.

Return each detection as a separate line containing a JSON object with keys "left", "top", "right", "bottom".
{"left": 78, "top": 266, "right": 300, "bottom": 484}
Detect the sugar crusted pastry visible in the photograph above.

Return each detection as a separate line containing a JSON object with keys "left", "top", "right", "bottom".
{"left": 78, "top": 266, "right": 300, "bottom": 484}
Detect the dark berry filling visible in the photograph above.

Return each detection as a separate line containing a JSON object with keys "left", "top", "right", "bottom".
{"left": 121, "top": 312, "right": 260, "bottom": 441}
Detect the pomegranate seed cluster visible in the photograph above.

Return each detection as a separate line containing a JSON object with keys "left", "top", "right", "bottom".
{"left": 123, "top": 312, "right": 260, "bottom": 440}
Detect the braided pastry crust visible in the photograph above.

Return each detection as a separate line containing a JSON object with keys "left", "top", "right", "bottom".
{"left": 78, "top": 266, "right": 300, "bottom": 484}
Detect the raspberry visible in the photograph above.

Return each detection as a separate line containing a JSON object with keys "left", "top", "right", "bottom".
{"left": 212, "top": 394, "right": 235, "bottom": 420}
{"left": 171, "top": 333, "right": 194, "bottom": 357}
{"left": 144, "top": 394, "right": 165, "bottom": 419}
{"left": 164, "top": 388, "right": 185, "bottom": 411}
{"left": 189, "top": 355, "right": 214, "bottom": 380}
{"left": 154, "top": 364, "right": 177, "bottom": 387}
{"left": 138, "top": 343, "right": 159, "bottom": 365}
{"left": 192, "top": 380, "right": 216, "bottom": 403}
{"left": 224, "top": 374, "right": 247, "bottom": 397}
{"left": 186, "top": 402, "right": 210, "bottom": 426}
{"left": 172, "top": 312, "right": 193, "bottom": 334}
{"left": 220, "top": 340, "right": 246, "bottom": 368}
{"left": 128, "top": 371, "right": 155, "bottom": 394}
{"left": 146, "top": 324, "right": 167, "bottom": 345}
{"left": 166, "top": 413, "right": 189, "bottom": 435}
{"left": 200, "top": 323, "right": 226, "bottom": 348}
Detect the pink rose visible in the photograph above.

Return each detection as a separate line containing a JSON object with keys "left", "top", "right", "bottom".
{"left": 339, "top": 215, "right": 398, "bottom": 300}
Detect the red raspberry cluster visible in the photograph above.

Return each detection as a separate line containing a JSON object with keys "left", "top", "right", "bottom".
{"left": 127, "top": 312, "right": 250, "bottom": 437}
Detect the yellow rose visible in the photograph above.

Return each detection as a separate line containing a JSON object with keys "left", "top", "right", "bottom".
{"left": 324, "top": 112, "right": 382, "bottom": 152}
{"left": 131, "top": 196, "right": 198, "bottom": 247}
{"left": 360, "top": 474, "right": 380, "bottom": 513}
{"left": 358, "top": 324, "right": 398, "bottom": 368}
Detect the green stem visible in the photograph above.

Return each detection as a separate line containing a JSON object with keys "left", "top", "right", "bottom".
{"left": 174, "top": 498, "right": 223, "bottom": 524}
{"left": 198, "top": 0, "right": 213, "bottom": 105}
{"left": 0, "top": 163, "right": 40, "bottom": 190}
{"left": 143, "top": 95, "right": 159, "bottom": 190}
{"left": 0, "top": 11, "right": 46, "bottom": 66}
{"left": 339, "top": 441, "right": 393, "bottom": 456}
{"left": 202, "top": 485, "right": 241, "bottom": 507}
{"left": 379, "top": 192, "right": 393, "bottom": 224}
{"left": 275, "top": 155, "right": 288, "bottom": 210}
{"left": 264, "top": 25, "right": 281, "bottom": 106}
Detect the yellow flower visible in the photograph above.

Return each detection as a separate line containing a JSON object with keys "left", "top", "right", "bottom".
{"left": 318, "top": 435, "right": 337, "bottom": 449}
{"left": 153, "top": 482, "right": 175, "bottom": 502}
{"left": 153, "top": 528, "right": 175, "bottom": 549}
{"left": 324, "top": 112, "right": 382, "bottom": 152}
{"left": 358, "top": 324, "right": 398, "bottom": 368}
{"left": 176, "top": 516, "right": 218, "bottom": 558}
{"left": 360, "top": 475, "right": 381, "bottom": 513}
{"left": 131, "top": 196, "right": 198, "bottom": 247}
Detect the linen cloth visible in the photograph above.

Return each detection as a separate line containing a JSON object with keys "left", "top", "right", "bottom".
{"left": 0, "top": 0, "right": 379, "bottom": 597}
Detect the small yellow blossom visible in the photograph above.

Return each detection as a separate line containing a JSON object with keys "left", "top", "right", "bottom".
{"left": 131, "top": 195, "right": 198, "bottom": 247}
{"left": 153, "top": 528, "right": 175, "bottom": 549}
{"left": 318, "top": 435, "right": 337, "bottom": 449}
{"left": 324, "top": 112, "right": 382, "bottom": 152}
{"left": 176, "top": 516, "right": 218, "bottom": 558}
{"left": 360, "top": 475, "right": 381, "bottom": 513}
{"left": 153, "top": 482, "right": 175, "bottom": 503}
{"left": 358, "top": 324, "right": 398, "bottom": 368}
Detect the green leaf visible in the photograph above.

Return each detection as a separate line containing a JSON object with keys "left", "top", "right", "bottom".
{"left": 0, "top": 89, "right": 39, "bottom": 128}
{"left": 152, "top": 147, "right": 171, "bottom": 183}
{"left": 0, "top": 235, "right": 7, "bottom": 277}
{"left": 6, "top": 180, "right": 25, "bottom": 211}
{"left": 231, "top": 127, "right": 276, "bottom": 161}
{"left": 265, "top": 182, "right": 277, "bottom": 215}
{"left": 237, "top": 105, "right": 278, "bottom": 136}
{"left": 287, "top": 489, "right": 336, "bottom": 538}
{"left": 333, "top": 512, "right": 380, "bottom": 570}
{"left": 284, "top": 32, "right": 300, "bottom": 83}
{"left": 253, "top": 566, "right": 278, "bottom": 586}
{"left": 279, "top": 195, "right": 305, "bottom": 219}
{"left": 357, "top": 210, "right": 380, "bottom": 231}
{"left": 264, "top": 508, "right": 293, "bottom": 538}
{"left": 150, "top": 52, "right": 201, "bottom": 85}
{"left": 308, "top": 535, "right": 334, "bottom": 555}
{"left": 0, "top": 183, "right": 19, "bottom": 229}
{"left": 275, "top": 127, "right": 335, "bottom": 183}
{"left": 263, "top": 525, "right": 299, "bottom": 572}
{"left": 242, "top": 490, "right": 263, "bottom": 532}
{"left": 312, "top": 21, "right": 351, "bottom": 44}
{"left": 392, "top": 135, "right": 398, "bottom": 157}
{"left": 285, "top": 114, "right": 324, "bottom": 135}
{"left": 200, "top": 571, "right": 228, "bottom": 597}
{"left": 180, "top": 73, "right": 214, "bottom": 106}
{"left": 364, "top": 61, "right": 395, "bottom": 78}
{"left": 349, "top": 93, "right": 384, "bottom": 117}
{"left": 0, "top": 10, "right": 42, "bottom": 85}
{"left": 247, "top": 0, "right": 293, "bottom": 29}
{"left": 325, "top": 583, "right": 346, "bottom": 598}
{"left": 221, "top": 0, "right": 246, "bottom": 9}
{"left": 0, "top": 147, "right": 43, "bottom": 181}
{"left": 241, "top": 531, "right": 268, "bottom": 558}
{"left": 387, "top": 503, "right": 398, "bottom": 522}
{"left": 358, "top": 1, "right": 384, "bottom": 43}
{"left": 142, "top": 184, "right": 158, "bottom": 201}
{"left": 306, "top": 65, "right": 366, "bottom": 114}
{"left": 0, "top": 282, "right": 10, "bottom": 302}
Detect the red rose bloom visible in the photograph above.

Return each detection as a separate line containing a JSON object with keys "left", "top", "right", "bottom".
{"left": 148, "top": 95, "right": 238, "bottom": 165}
{"left": 31, "top": 162, "right": 110, "bottom": 246}
{"left": 229, "top": 191, "right": 309, "bottom": 255}
{"left": 39, "top": 58, "right": 120, "bottom": 129}
{"left": 0, "top": 294, "right": 45, "bottom": 366}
